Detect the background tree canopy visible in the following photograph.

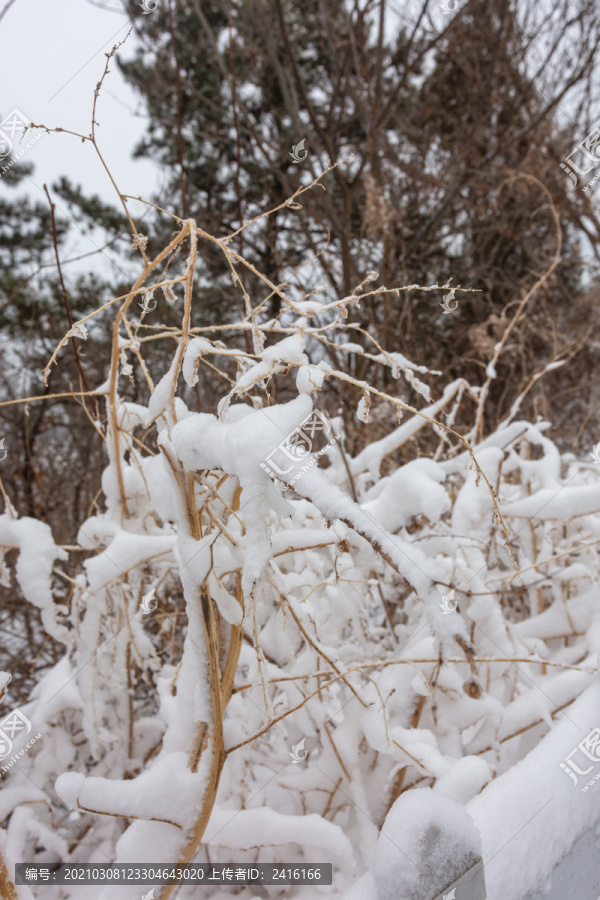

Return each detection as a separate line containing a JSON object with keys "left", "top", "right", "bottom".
{"left": 117, "top": 0, "right": 600, "bottom": 440}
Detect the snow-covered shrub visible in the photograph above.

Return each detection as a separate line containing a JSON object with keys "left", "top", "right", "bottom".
{"left": 1, "top": 213, "right": 598, "bottom": 900}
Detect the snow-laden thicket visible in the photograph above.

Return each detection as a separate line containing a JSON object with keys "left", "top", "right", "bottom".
{"left": 1, "top": 214, "right": 599, "bottom": 900}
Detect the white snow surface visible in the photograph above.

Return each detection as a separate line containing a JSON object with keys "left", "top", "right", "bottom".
{"left": 372, "top": 788, "right": 481, "bottom": 900}
{"left": 468, "top": 678, "right": 600, "bottom": 900}
{"left": 56, "top": 753, "right": 205, "bottom": 830}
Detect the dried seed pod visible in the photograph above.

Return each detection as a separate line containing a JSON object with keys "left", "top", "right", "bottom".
{"left": 463, "top": 679, "right": 482, "bottom": 699}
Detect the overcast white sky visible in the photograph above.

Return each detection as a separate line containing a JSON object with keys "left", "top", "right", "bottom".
{"left": 0, "top": 0, "right": 160, "bottom": 268}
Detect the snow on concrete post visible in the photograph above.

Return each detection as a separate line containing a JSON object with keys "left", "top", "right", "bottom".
{"left": 373, "top": 788, "right": 485, "bottom": 900}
